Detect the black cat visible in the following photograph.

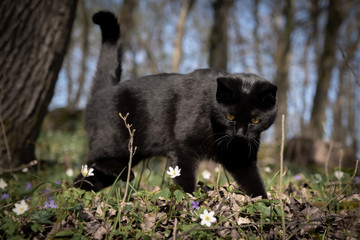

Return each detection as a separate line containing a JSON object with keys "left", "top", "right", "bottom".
{"left": 74, "top": 11, "right": 277, "bottom": 199}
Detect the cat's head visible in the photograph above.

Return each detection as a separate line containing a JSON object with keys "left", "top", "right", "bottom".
{"left": 214, "top": 73, "right": 277, "bottom": 140}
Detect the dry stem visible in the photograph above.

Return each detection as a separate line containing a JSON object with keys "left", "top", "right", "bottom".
{"left": 322, "top": 122, "right": 333, "bottom": 179}
{"left": 279, "top": 114, "right": 286, "bottom": 240}
{"left": 119, "top": 112, "right": 137, "bottom": 205}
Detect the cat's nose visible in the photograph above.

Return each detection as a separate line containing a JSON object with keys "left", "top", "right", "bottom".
{"left": 236, "top": 127, "right": 248, "bottom": 138}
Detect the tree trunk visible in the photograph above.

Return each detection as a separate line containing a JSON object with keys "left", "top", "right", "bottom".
{"left": 119, "top": 0, "right": 138, "bottom": 49}
{"left": 333, "top": 40, "right": 360, "bottom": 143}
{"left": 208, "top": 0, "right": 234, "bottom": 70}
{"left": 0, "top": 0, "right": 77, "bottom": 170}
{"left": 306, "top": 0, "right": 343, "bottom": 138}
{"left": 72, "top": 0, "right": 89, "bottom": 110}
{"left": 273, "top": 0, "right": 295, "bottom": 142}
{"left": 252, "top": 0, "right": 263, "bottom": 76}
{"left": 171, "top": 0, "right": 196, "bottom": 73}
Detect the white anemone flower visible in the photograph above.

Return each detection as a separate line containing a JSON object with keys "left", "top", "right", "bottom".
{"left": 81, "top": 165, "right": 94, "bottom": 177}
{"left": 66, "top": 168, "right": 74, "bottom": 177}
{"left": 264, "top": 166, "right": 272, "bottom": 173}
{"left": 200, "top": 210, "right": 216, "bottom": 227}
{"left": 167, "top": 166, "right": 181, "bottom": 178}
{"left": 334, "top": 170, "right": 344, "bottom": 180}
{"left": 0, "top": 178, "right": 8, "bottom": 190}
{"left": 202, "top": 170, "right": 211, "bottom": 180}
{"left": 13, "top": 200, "right": 29, "bottom": 215}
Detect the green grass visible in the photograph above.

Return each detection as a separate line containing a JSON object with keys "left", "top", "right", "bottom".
{"left": 0, "top": 128, "right": 359, "bottom": 239}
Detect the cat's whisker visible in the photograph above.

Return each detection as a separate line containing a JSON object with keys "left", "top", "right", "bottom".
{"left": 219, "top": 138, "right": 227, "bottom": 151}
{"left": 248, "top": 141, "right": 252, "bottom": 158}
{"left": 215, "top": 135, "right": 227, "bottom": 145}
{"left": 225, "top": 137, "right": 232, "bottom": 150}
{"left": 252, "top": 138, "right": 260, "bottom": 148}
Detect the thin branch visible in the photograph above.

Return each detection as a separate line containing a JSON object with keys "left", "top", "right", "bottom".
{"left": 0, "top": 160, "right": 38, "bottom": 174}
{"left": 338, "top": 44, "right": 360, "bottom": 87}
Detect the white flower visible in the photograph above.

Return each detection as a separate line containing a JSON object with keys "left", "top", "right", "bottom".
{"left": 66, "top": 168, "right": 74, "bottom": 177}
{"left": 22, "top": 168, "right": 29, "bottom": 173}
{"left": 334, "top": 170, "right": 344, "bottom": 180}
{"left": 264, "top": 166, "right": 272, "bottom": 173}
{"left": 0, "top": 178, "right": 8, "bottom": 189}
{"left": 237, "top": 217, "right": 252, "bottom": 225}
{"left": 81, "top": 165, "right": 94, "bottom": 177}
{"left": 202, "top": 170, "right": 211, "bottom": 180}
{"left": 214, "top": 166, "right": 221, "bottom": 173}
{"left": 200, "top": 210, "right": 216, "bottom": 227}
{"left": 13, "top": 200, "right": 29, "bottom": 215}
{"left": 167, "top": 166, "right": 181, "bottom": 178}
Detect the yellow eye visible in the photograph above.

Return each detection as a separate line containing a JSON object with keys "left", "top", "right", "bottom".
{"left": 251, "top": 117, "right": 260, "bottom": 124}
{"left": 226, "top": 113, "right": 235, "bottom": 121}
{"left": 227, "top": 113, "right": 235, "bottom": 121}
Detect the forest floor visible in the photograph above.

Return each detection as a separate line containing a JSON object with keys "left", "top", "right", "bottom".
{"left": 0, "top": 126, "right": 359, "bottom": 239}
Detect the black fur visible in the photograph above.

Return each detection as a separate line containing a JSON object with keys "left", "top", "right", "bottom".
{"left": 74, "top": 11, "right": 277, "bottom": 199}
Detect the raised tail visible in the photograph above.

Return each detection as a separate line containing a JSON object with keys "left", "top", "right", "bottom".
{"left": 91, "top": 11, "right": 122, "bottom": 94}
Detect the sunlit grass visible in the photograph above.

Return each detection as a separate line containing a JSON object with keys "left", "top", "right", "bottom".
{"left": 0, "top": 128, "right": 358, "bottom": 239}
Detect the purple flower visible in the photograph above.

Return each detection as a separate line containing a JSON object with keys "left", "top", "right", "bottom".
{"left": 44, "top": 199, "right": 58, "bottom": 209}
{"left": 191, "top": 201, "right": 199, "bottom": 210}
{"left": 1, "top": 193, "right": 9, "bottom": 199}
{"left": 294, "top": 174, "right": 303, "bottom": 181}
{"left": 25, "top": 182, "right": 32, "bottom": 191}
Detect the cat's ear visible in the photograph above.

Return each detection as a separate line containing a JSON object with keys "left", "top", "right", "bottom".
{"left": 257, "top": 82, "right": 277, "bottom": 108}
{"left": 216, "top": 77, "right": 236, "bottom": 105}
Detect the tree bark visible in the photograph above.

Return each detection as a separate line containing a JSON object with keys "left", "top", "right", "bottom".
{"left": 72, "top": 0, "right": 89, "bottom": 110}
{"left": 273, "top": 0, "right": 295, "bottom": 142}
{"left": 0, "top": 0, "right": 77, "bottom": 170}
{"left": 333, "top": 39, "right": 360, "bottom": 143}
{"left": 252, "top": 0, "right": 263, "bottom": 76}
{"left": 306, "top": 0, "right": 343, "bottom": 138}
{"left": 171, "top": 0, "right": 196, "bottom": 73}
{"left": 208, "top": 0, "right": 234, "bottom": 70}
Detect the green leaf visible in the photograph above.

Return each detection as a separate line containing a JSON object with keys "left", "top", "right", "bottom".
{"left": 164, "top": 229, "right": 172, "bottom": 237}
{"left": 152, "top": 188, "right": 171, "bottom": 201}
{"left": 30, "top": 210, "right": 54, "bottom": 224}
{"left": 174, "top": 190, "right": 184, "bottom": 203}
{"left": 143, "top": 235, "right": 152, "bottom": 240}
{"left": 81, "top": 191, "right": 93, "bottom": 206}
{"left": 31, "top": 222, "right": 44, "bottom": 232}
{"left": 180, "top": 223, "right": 198, "bottom": 232}
{"left": 54, "top": 230, "right": 74, "bottom": 238}
{"left": 0, "top": 217, "right": 17, "bottom": 236}
{"left": 71, "top": 234, "right": 87, "bottom": 240}
{"left": 161, "top": 188, "right": 171, "bottom": 200}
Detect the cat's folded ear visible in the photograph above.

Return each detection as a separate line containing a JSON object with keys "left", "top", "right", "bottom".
{"left": 216, "top": 77, "right": 236, "bottom": 105}
{"left": 257, "top": 82, "right": 277, "bottom": 108}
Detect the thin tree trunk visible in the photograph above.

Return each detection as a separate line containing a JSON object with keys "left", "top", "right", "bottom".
{"left": 307, "top": 0, "right": 343, "bottom": 138}
{"left": 273, "top": 0, "right": 295, "bottom": 141}
{"left": 208, "top": 0, "right": 234, "bottom": 70}
{"left": 0, "top": 0, "right": 77, "bottom": 169}
{"left": 119, "top": 0, "right": 138, "bottom": 55}
{"left": 65, "top": 46, "right": 74, "bottom": 109}
{"left": 171, "top": 0, "right": 196, "bottom": 73}
{"left": 72, "top": 0, "right": 89, "bottom": 110}
{"left": 333, "top": 41, "right": 360, "bottom": 143}
{"left": 252, "top": 0, "right": 263, "bottom": 76}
